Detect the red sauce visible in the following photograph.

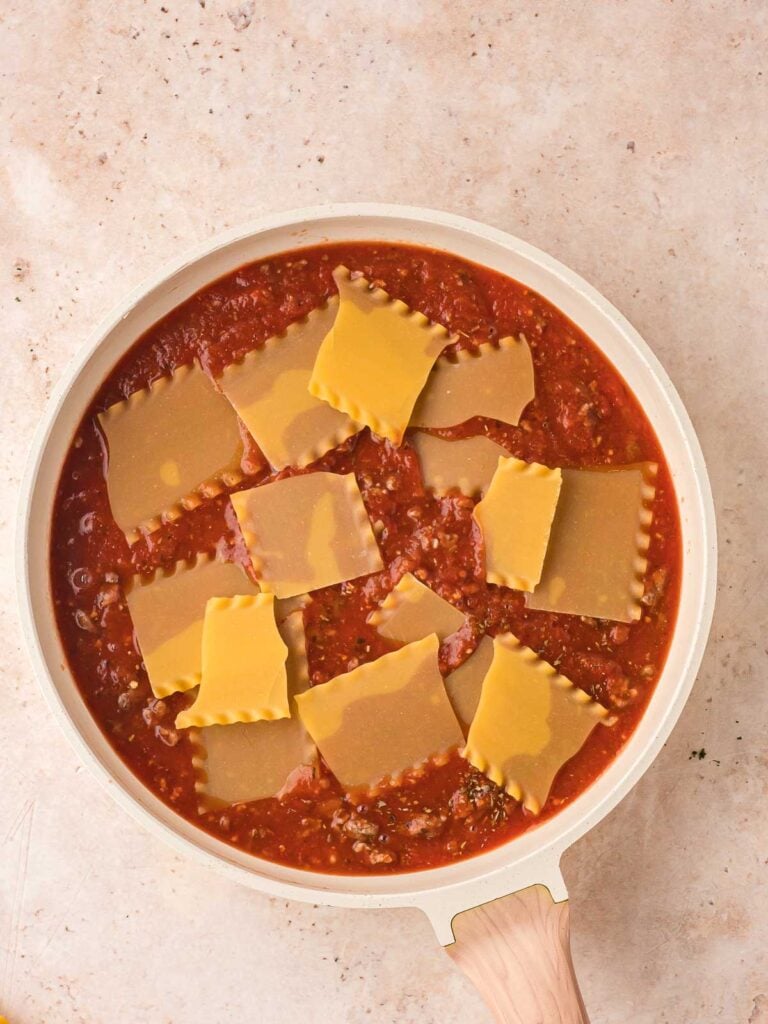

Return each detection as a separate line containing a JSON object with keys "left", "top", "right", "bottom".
{"left": 49, "top": 242, "right": 681, "bottom": 874}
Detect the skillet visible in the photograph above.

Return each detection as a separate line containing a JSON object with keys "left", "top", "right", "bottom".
{"left": 17, "top": 204, "right": 717, "bottom": 1022}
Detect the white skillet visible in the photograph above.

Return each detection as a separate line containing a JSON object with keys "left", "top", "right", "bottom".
{"left": 17, "top": 204, "right": 716, "bottom": 1023}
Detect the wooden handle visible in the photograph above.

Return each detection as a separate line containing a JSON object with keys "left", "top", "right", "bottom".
{"left": 446, "top": 884, "right": 589, "bottom": 1024}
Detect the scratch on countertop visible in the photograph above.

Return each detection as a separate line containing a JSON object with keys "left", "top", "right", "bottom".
{"left": 1, "top": 799, "right": 36, "bottom": 1009}
{"left": 38, "top": 865, "right": 95, "bottom": 957}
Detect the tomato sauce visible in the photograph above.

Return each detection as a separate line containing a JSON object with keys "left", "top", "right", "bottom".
{"left": 49, "top": 242, "right": 681, "bottom": 874}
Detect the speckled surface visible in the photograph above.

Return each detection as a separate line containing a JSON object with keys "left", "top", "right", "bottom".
{"left": 2, "top": 2, "right": 767, "bottom": 1022}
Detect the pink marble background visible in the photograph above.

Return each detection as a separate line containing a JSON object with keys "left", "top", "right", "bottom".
{"left": 1, "top": 2, "right": 766, "bottom": 1021}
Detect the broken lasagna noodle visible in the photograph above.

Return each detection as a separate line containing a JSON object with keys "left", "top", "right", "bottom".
{"left": 219, "top": 299, "right": 359, "bottom": 470}
{"left": 98, "top": 361, "right": 243, "bottom": 543}
{"left": 444, "top": 635, "right": 496, "bottom": 736}
{"left": 464, "top": 634, "right": 612, "bottom": 814}
{"left": 296, "top": 635, "right": 465, "bottom": 791}
{"left": 175, "top": 593, "right": 290, "bottom": 730}
{"left": 410, "top": 335, "right": 535, "bottom": 429}
{"left": 367, "top": 572, "right": 465, "bottom": 644}
{"left": 474, "top": 456, "right": 563, "bottom": 592}
{"left": 194, "top": 609, "right": 315, "bottom": 808}
{"left": 125, "top": 554, "right": 260, "bottom": 699}
{"left": 231, "top": 471, "right": 383, "bottom": 598}
{"left": 526, "top": 463, "right": 657, "bottom": 621}
{"left": 410, "top": 432, "right": 510, "bottom": 496}
{"left": 309, "top": 266, "right": 452, "bottom": 444}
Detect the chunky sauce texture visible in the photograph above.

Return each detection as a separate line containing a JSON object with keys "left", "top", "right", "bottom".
{"left": 50, "top": 242, "right": 681, "bottom": 874}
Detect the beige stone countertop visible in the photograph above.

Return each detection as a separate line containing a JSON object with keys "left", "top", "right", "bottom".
{"left": 2, "top": 2, "right": 766, "bottom": 1022}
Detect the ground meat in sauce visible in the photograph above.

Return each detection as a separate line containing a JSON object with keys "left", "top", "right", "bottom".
{"left": 49, "top": 242, "right": 682, "bottom": 875}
